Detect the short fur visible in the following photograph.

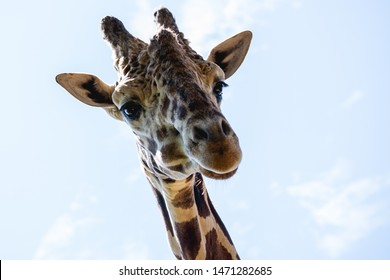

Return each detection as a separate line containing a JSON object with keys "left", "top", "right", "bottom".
{"left": 56, "top": 7, "right": 252, "bottom": 259}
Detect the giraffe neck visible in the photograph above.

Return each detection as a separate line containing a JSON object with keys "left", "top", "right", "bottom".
{"left": 139, "top": 145, "right": 239, "bottom": 259}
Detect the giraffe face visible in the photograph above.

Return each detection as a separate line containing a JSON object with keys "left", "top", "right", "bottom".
{"left": 56, "top": 8, "right": 252, "bottom": 180}
{"left": 111, "top": 41, "right": 241, "bottom": 180}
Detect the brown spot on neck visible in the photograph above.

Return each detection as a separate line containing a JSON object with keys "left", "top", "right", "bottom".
{"left": 205, "top": 228, "right": 235, "bottom": 260}
{"left": 171, "top": 185, "right": 194, "bottom": 209}
{"left": 175, "top": 217, "right": 201, "bottom": 260}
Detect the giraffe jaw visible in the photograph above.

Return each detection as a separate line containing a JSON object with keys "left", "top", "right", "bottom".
{"left": 199, "top": 166, "right": 238, "bottom": 180}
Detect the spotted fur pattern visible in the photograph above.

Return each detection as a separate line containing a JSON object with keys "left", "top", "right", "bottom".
{"left": 56, "top": 7, "right": 252, "bottom": 260}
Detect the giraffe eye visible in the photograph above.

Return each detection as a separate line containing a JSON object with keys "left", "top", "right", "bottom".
{"left": 213, "top": 81, "right": 228, "bottom": 101}
{"left": 121, "top": 101, "right": 143, "bottom": 120}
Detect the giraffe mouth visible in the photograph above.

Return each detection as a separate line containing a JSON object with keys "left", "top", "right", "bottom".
{"left": 188, "top": 138, "right": 242, "bottom": 180}
{"left": 199, "top": 166, "right": 238, "bottom": 180}
{"left": 184, "top": 116, "right": 242, "bottom": 180}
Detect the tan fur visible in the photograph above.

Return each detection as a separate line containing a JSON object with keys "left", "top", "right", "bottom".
{"left": 56, "top": 7, "right": 252, "bottom": 259}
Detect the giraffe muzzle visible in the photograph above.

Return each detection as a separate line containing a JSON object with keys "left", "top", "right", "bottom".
{"left": 186, "top": 117, "right": 242, "bottom": 179}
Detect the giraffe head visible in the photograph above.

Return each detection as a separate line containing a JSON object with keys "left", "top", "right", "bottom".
{"left": 56, "top": 8, "right": 252, "bottom": 181}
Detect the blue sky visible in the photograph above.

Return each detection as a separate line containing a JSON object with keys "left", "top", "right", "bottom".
{"left": 1, "top": 0, "right": 389, "bottom": 259}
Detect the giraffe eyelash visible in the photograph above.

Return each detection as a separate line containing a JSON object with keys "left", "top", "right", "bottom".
{"left": 213, "top": 81, "right": 228, "bottom": 101}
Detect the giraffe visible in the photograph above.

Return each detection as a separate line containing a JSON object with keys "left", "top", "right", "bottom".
{"left": 56, "top": 7, "right": 252, "bottom": 260}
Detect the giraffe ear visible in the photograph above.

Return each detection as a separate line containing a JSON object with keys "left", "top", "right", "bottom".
{"left": 207, "top": 31, "right": 252, "bottom": 79}
{"left": 55, "top": 73, "right": 115, "bottom": 107}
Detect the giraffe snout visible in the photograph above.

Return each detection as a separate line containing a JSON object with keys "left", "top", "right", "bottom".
{"left": 186, "top": 117, "right": 242, "bottom": 179}
{"left": 192, "top": 118, "right": 233, "bottom": 142}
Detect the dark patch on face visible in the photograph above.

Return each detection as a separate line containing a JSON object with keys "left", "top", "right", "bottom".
{"left": 167, "top": 79, "right": 175, "bottom": 87}
{"left": 132, "top": 60, "right": 139, "bottom": 68}
{"left": 205, "top": 228, "right": 233, "bottom": 260}
{"left": 147, "top": 138, "right": 158, "bottom": 155}
{"left": 156, "top": 127, "right": 168, "bottom": 142}
{"left": 122, "top": 56, "right": 129, "bottom": 64}
{"left": 197, "top": 88, "right": 209, "bottom": 101}
{"left": 135, "top": 69, "right": 144, "bottom": 75}
{"left": 171, "top": 128, "right": 180, "bottom": 136}
{"left": 172, "top": 186, "right": 194, "bottom": 209}
{"left": 179, "top": 88, "right": 187, "bottom": 102}
{"left": 162, "top": 77, "right": 168, "bottom": 86}
{"left": 152, "top": 187, "right": 175, "bottom": 237}
{"left": 160, "top": 142, "right": 179, "bottom": 163}
{"left": 193, "top": 173, "right": 211, "bottom": 218}
{"left": 207, "top": 195, "right": 235, "bottom": 246}
{"left": 175, "top": 217, "right": 201, "bottom": 259}
{"left": 168, "top": 163, "right": 185, "bottom": 173}
{"left": 176, "top": 106, "right": 187, "bottom": 120}
{"left": 188, "top": 99, "right": 206, "bottom": 113}
{"left": 161, "top": 96, "right": 170, "bottom": 117}
{"left": 163, "top": 177, "right": 176, "bottom": 184}
{"left": 129, "top": 66, "right": 137, "bottom": 75}
{"left": 81, "top": 79, "right": 112, "bottom": 105}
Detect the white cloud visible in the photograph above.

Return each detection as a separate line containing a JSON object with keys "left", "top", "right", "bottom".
{"left": 283, "top": 160, "right": 389, "bottom": 257}
{"left": 34, "top": 193, "right": 99, "bottom": 259}
{"left": 127, "top": 0, "right": 301, "bottom": 56}
{"left": 34, "top": 214, "right": 98, "bottom": 259}
{"left": 181, "top": 0, "right": 279, "bottom": 55}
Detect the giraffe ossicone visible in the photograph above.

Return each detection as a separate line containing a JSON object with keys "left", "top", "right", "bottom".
{"left": 56, "top": 7, "right": 252, "bottom": 260}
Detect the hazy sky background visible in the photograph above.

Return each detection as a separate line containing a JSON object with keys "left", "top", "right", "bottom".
{"left": 1, "top": 0, "right": 389, "bottom": 259}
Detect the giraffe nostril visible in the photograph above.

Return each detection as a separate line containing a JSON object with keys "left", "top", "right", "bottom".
{"left": 221, "top": 119, "right": 232, "bottom": 136}
{"left": 193, "top": 126, "right": 209, "bottom": 142}
{"left": 192, "top": 119, "right": 232, "bottom": 143}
